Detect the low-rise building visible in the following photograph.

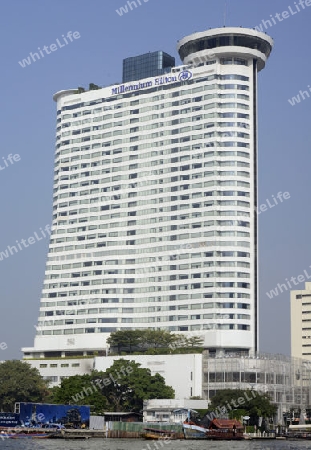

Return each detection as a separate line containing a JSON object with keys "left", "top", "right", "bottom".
{"left": 143, "top": 399, "right": 209, "bottom": 423}
{"left": 25, "top": 357, "right": 93, "bottom": 385}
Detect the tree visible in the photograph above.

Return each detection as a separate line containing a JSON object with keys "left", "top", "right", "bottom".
{"left": 89, "top": 83, "right": 100, "bottom": 90}
{"left": 50, "top": 359, "right": 174, "bottom": 414}
{"left": 246, "top": 391, "right": 277, "bottom": 425}
{"left": 144, "top": 329, "right": 177, "bottom": 349}
{"left": 97, "top": 359, "right": 175, "bottom": 412}
{"left": 107, "top": 329, "right": 204, "bottom": 355}
{"left": 185, "top": 336, "right": 204, "bottom": 348}
{"left": 209, "top": 389, "right": 277, "bottom": 426}
{"left": 107, "top": 330, "right": 144, "bottom": 354}
{"left": 51, "top": 374, "right": 108, "bottom": 414}
{"left": 170, "top": 334, "right": 204, "bottom": 352}
{"left": 0, "top": 360, "right": 48, "bottom": 412}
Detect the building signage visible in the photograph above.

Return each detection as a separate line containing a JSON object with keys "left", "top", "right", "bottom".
{"left": 0, "top": 413, "right": 20, "bottom": 427}
{"left": 111, "top": 70, "right": 193, "bottom": 95}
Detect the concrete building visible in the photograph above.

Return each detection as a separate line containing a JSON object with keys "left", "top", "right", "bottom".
{"left": 22, "top": 27, "right": 273, "bottom": 362}
{"left": 291, "top": 282, "right": 311, "bottom": 360}
{"left": 18, "top": 23, "right": 311, "bottom": 427}
{"left": 26, "top": 357, "right": 93, "bottom": 385}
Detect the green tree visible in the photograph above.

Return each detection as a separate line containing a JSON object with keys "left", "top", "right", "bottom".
{"left": 50, "top": 359, "right": 174, "bottom": 414}
{"left": 95, "top": 359, "right": 174, "bottom": 412}
{"left": 94, "top": 359, "right": 174, "bottom": 412}
{"left": 0, "top": 360, "right": 48, "bottom": 412}
{"left": 51, "top": 374, "right": 108, "bottom": 414}
{"left": 185, "top": 336, "right": 204, "bottom": 348}
{"left": 246, "top": 392, "right": 277, "bottom": 425}
{"left": 144, "top": 329, "right": 177, "bottom": 350}
{"left": 89, "top": 83, "right": 100, "bottom": 90}
{"left": 107, "top": 330, "right": 144, "bottom": 354}
{"left": 209, "top": 389, "right": 277, "bottom": 426}
{"left": 107, "top": 329, "right": 203, "bottom": 355}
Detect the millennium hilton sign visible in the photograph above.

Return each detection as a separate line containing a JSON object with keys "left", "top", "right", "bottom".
{"left": 111, "top": 70, "right": 193, "bottom": 95}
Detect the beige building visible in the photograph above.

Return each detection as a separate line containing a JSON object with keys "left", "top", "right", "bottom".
{"left": 291, "top": 282, "right": 311, "bottom": 360}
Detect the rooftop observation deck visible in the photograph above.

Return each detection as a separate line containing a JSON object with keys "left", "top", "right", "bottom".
{"left": 177, "top": 27, "right": 273, "bottom": 71}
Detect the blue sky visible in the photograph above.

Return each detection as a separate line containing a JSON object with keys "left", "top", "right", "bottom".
{"left": 1, "top": 0, "right": 310, "bottom": 359}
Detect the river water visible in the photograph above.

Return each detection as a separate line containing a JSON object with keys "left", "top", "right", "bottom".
{"left": 1, "top": 439, "right": 311, "bottom": 450}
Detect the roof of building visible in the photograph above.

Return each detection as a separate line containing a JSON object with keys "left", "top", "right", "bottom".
{"left": 210, "top": 419, "right": 244, "bottom": 430}
{"left": 103, "top": 412, "right": 142, "bottom": 416}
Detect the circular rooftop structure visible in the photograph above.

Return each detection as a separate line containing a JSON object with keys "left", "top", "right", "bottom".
{"left": 53, "top": 89, "right": 79, "bottom": 102}
{"left": 177, "top": 27, "right": 273, "bottom": 71}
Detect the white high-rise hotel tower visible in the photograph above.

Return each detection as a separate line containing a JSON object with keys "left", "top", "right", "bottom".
{"left": 23, "top": 28, "right": 273, "bottom": 360}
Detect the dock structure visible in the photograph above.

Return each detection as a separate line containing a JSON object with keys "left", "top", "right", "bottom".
{"left": 0, "top": 423, "right": 185, "bottom": 440}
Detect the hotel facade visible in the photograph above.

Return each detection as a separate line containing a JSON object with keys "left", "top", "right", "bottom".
{"left": 23, "top": 27, "right": 273, "bottom": 365}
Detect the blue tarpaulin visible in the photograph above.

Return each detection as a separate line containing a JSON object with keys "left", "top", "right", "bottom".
{"left": 16, "top": 403, "right": 90, "bottom": 426}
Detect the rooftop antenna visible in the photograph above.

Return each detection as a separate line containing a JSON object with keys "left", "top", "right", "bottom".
{"left": 224, "top": 0, "right": 228, "bottom": 26}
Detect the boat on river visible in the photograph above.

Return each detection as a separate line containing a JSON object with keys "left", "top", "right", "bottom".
{"left": 183, "top": 409, "right": 244, "bottom": 440}
{"left": 0, "top": 428, "right": 56, "bottom": 439}
{"left": 142, "top": 427, "right": 177, "bottom": 440}
{"left": 1, "top": 432, "right": 53, "bottom": 439}
{"left": 183, "top": 419, "right": 244, "bottom": 440}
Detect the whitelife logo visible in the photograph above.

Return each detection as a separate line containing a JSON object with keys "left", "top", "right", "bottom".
{"left": 0, "top": 154, "right": 21, "bottom": 173}
{"left": 254, "top": 0, "right": 311, "bottom": 32}
{"left": 18, "top": 31, "right": 81, "bottom": 68}
{"left": 257, "top": 191, "right": 290, "bottom": 215}
{"left": 206, "top": 390, "right": 257, "bottom": 421}
{"left": 288, "top": 84, "right": 311, "bottom": 106}
{"left": 116, "top": 0, "right": 150, "bottom": 16}
{"left": 71, "top": 365, "right": 134, "bottom": 403}
{"left": 266, "top": 265, "right": 311, "bottom": 299}
{"left": 0, "top": 225, "right": 51, "bottom": 262}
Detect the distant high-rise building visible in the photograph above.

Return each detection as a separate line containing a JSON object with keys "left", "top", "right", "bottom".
{"left": 291, "top": 282, "right": 311, "bottom": 360}
{"left": 122, "top": 50, "right": 175, "bottom": 83}
{"left": 22, "top": 27, "right": 273, "bottom": 362}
